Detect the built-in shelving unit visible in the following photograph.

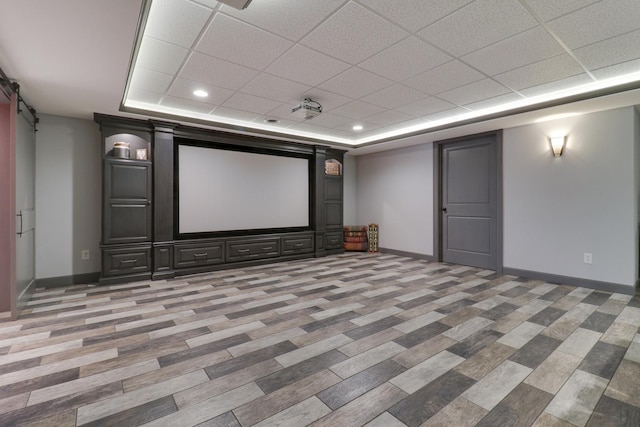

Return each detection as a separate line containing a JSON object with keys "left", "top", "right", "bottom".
{"left": 95, "top": 114, "right": 345, "bottom": 284}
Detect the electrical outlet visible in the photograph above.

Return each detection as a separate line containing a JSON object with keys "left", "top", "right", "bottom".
{"left": 81, "top": 250, "right": 90, "bottom": 260}
{"left": 584, "top": 253, "right": 592, "bottom": 264}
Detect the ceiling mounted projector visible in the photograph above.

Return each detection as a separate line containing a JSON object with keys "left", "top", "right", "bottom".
{"left": 291, "top": 98, "right": 322, "bottom": 120}
{"left": 217, "top": 0, "right": 252, "bottom": 10}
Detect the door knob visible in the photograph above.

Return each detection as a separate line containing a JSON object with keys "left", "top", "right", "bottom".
{"left": 442, "top": 207, "right": 447, "bottom": 213}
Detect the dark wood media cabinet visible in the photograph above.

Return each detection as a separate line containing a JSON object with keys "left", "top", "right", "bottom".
{"left": 95, "top": 114, "right": 345, "bottom": 285}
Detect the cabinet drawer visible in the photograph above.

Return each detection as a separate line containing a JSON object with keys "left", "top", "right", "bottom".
{"left": 227, "top": 239, "right": 280, "bottom": 262}
{"left": 325, "top": 232, "right": 343, "bottom": 250}
{"left": 282, "top": 235, "right": 314, "bottom": 255}
{"left": 102, "top": 246, "right": 151, "bottom": 276}
{"left": 174, "top": 243, "right": 224, "bottom": 268}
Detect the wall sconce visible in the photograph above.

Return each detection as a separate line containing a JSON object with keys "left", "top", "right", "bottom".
{"left": 550, "top": 136, "right": 566, "bottom": 157}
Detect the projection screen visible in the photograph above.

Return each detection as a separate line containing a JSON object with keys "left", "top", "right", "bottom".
{"left": 178, "top": 144, "right": 309, "bottom": 234}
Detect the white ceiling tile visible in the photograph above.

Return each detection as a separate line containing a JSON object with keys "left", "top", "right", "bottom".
{"left": 425, "top": 107, "right": 471, "bottom": 122}
{"left": 462, "top": 26, "right": 564, "bottom": 76}
{"left": 180, "top": 52, "right": 259, "bottom": 90}
{"left": 403, "top": 60, "right": 485, "bottom": 95}
{"left": 438, "top": 79, "right": 511, "bottom": 106}
{"left": 301, "top": 2, "right": 408, "bottom": 65}
{"left": 334, "top": 120, "right": 381, "bottom": 133}
{"left": 521, "top": 0, "right": 601, "bottom": 22}
{"left": 240, "top": 74, "right": 311, "bottom": 103}
{"left": 319, "top": 67, "right": 394, "bottom": 99}
{"left": 145, "top": 0, "right": 213, "bottom": 48}
{"left": 160, "top": 95, "right": 216, "bottom": 114}
{"left": 464, "top": 92, "right": 525, "bottom": 110}
{"left": 359, "top": 37, "right": 452, "bottom": 81}
{"left": 129, "top": 67, "right": 173, "bottom": 93}
{"left": 221, "top": 92, "right": 282, "bottom": 114}
{"left": 289, "top": 121, "right": 336, "bottom": 133}
{"left": 364, "top": 110, "right": 415, "bottom": 126}
{"left": 519, "top": 74, "right": 594, "bottom": 97}
{"left": 167, "top": 77, "right": 235, "bottom": 105}
{"left": 196, "top": 13, "right": 292, "bottom": 70}
{"left": 361, "top": 84, "right": 425, "bottom": 109}
{"left": 574, "top": 29, "right": 640, "bottom": 72}
{"left": 127, "top": 87, "right": 164, "bottom": 105}
{"left": 191, "top": 0, "right": 219, "bottom": 9}
{"left": 418, "top": 0, "right": 537, "bottom": 56}
{"left": 546, "top": 0, "right": 640, "bottom": 49}
{"left": 265, "top": 45, "right": 350, "bottom": 86}
{"left": 220, "top": 0, "right": 345, "bottom": 41}
{"left": 494, "top": 54, "right": 585, "bottom": 91}
{"left": 135, "top": 36, "right": 189, "bottom": 75}
{"left": 330, "top": 100, "right": 386, "bottom": 119}
{"left": 395, "top": 96, "right": 457, "bottom": 117}
{"left": 299, "top": 89, "right": 352, "bottom": 111}
{"left": 359, "top": 0, "right": 474, "bottom": 32}
{"left": 386, "top": 117, "right": 432, "bottom": 131}
{"left": 210, "top": 106, "right": 260, "bottom": 121}
{"left": 298, "top": 113, "right": 350, "bottom": 129}
{"left": 591, "top": 58, "right": 640, "bottom": 80}
{"left": 263, "top": 103, "right": 307, "bottom": 122}
{"left": 252, "top": 117, "right": 298, "bottom": 129}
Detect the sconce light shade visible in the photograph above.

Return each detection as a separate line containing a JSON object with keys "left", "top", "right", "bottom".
{"left": 550, "top": 136, "right": 566, "bottom": 157}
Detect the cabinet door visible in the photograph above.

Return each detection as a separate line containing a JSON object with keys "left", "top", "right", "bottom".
{"left": 103, "top": 159, "right": 152, "bottom": 244}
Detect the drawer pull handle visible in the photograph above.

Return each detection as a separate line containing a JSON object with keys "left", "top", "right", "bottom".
{"left": 261, "top": 247, "right": 273, "bottom": 251}
{"left": 193, "top": 253, "right": 208, "bottom": 259}
{"left": 237, "top": 249, "right": 250, "bottom": 253}
{"left": 294, "top": 243, "right": 304, "bottom": 247}
{"left": 119, "top": 259, "right": 137, "bottom": 265}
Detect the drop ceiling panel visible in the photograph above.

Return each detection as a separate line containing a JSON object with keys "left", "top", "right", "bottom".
{"left": 359, "top": 36, "right": 452, "bottom": 81}
{"left": 221, "top": 92, "right": 282, "bottom": 114}
{"left": 263, "top": 103, "right": 306, "bottom": 122}
{"left": 301, "top": 2, "right": 408, "bottom": 65}
{"left": 334, "top": 120, "right": 381, "bottom": 133}
{"left": 494, "top": 54, "right": 586, "bottom": 91}
{"left": 296, "top": 112, "right": 350, "bottom": 129}
{"left": 417, "top": 0, "right": 537, "bottom": 57}
{"left": 365, "top": 109, "right": 415, "bottom": 126}
{"left": 521, "top": 0, "right": 601, "bottom": 22}
{"left": 211, "top": 106, "right": 260, "bottom": 121}
{"left": 265, "top": 45, "right": 350, "bottom": 87}
{"left": 319, "top": 67, "right": 394, "bottom": 99}
{"left": 546, "top": 0, "right": 640, "bottom": 49}
{"left": 129, "top": 67, "right": 173, "bottom": 94}
{"left": 127, "top": 87, "right": 164, "bottom": 105}
{"left": 196, "top": 13, "right": 292, "bottom": 70}
{"left": 144, "top": 0, "right": 213, "bottom": 48}
{"left": 404, "top": 60, "right": 485, "bottom": 95}
{"left": 519, "top": 74, "right": 594, "bottom": 97}
{"left": 359, "top": 0, "right": 474, "bottom": 32}
{"left": 167, "top": 77, "right": 235, "bottom": 105}
{"left": 462, "top": 26, "right": 565, "bottom": 76}
{"left": 592, "top": 59, "right": 640, "bottom": 80}
{"left": 299, "top": 89, "right": 352, "bottom": 111}
{"left": 240, "top": 74, "right": 311, "bottom": 103}
{"left": 438, "top": 79, "right": 511, "bottom": 106}
{"left": 220, "top": 0, "right": 345, "bottom": 41}
{"left": 330, "top": 100, "right": 386, "bottom": 120}
{"left": 180, "top": 52, "right": 259, "bottom": 90}
{"left": 135, "top": 37, "right": 189, "bottom": 75}
{"left": 160, "top": 95, "right": 215, "bottom": 114}
{"left": 574, "top": 29, "right": 640, "bottom": 72}
{"left": 395, "top": 96, "right": 457, "bottom": 117}
{"left": 465, "top": 92, "right": 524, "bottom": 111}
{"left": 361, "top": 84, "right": 426, "bottom": 109}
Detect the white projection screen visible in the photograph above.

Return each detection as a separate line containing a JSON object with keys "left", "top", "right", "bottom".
{"left": 178, "top": 144, "right": 309, "bottom": 233}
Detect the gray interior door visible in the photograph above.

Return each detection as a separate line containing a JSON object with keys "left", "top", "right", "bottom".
{"left": 442, "top": 136, "right": 497, "bottom": 270}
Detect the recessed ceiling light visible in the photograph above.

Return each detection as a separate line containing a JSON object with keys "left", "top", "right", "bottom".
{"left": 264, "top": 119, "right": 279, "bottom": 124}
{"left": 352, "top": 125, "right": 363, "bottom": 131}
{"left": 193, "top": 90, "right": 208, "bottom": 97}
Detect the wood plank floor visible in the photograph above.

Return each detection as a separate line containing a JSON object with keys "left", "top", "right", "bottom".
{"left": 1, "top": 252, "right": 639, "bottom": 426}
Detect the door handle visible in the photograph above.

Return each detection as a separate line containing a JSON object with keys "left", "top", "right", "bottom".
{"left": 442, "top": 207, "right": 447, "bottom": 213}
{"left": 16, "top": 211, "right": 23, "bottom": 237}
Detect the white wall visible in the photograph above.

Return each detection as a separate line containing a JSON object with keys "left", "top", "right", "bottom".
{"left": 503, "top": 107, "right": 636, "bottom": 287}
{"left": 343, "top": 154, "right": 357, "bottom": 225}
{"left": 36, "top": 114, "right": 101, "bottom": 279}
{"left": 356, "top": 143, "right": 433, "bottom": 255}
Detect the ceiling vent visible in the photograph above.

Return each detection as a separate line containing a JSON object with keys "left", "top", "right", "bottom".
{"left": 291, "top": 98, "right": 322, "bottom": 120}
{"left": 217, "top": 0, "right": 252, "bottom": 10}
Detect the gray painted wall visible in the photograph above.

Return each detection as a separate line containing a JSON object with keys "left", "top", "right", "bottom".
{"left": 356, "top": 144, "right": 433, "bottom": 255}
{"left": 355, "top": 106, "right": 638, "bottom": 289}
{"left": 343, "top": 154, "right": 357, "bottom": 225}
{"left": 35, "top": 114, "right": 101, "bottom": 279}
